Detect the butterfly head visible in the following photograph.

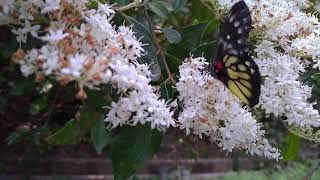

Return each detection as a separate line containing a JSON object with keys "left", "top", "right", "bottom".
{"left": 209, "top": 59, "right": 226, "bottom": 82}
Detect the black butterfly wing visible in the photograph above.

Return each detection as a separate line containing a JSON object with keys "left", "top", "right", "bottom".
{"left": 216, "top": 0, "right": 252, "bottom": 59}
{"left": 211, "top": 0, "right": 261, "bottom": 107}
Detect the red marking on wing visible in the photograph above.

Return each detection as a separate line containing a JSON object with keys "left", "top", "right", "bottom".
{"left": 214, "top": 60, "right": 224, "bottom": 70}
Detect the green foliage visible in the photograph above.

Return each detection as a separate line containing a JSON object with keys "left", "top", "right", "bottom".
{"left": 110, "top": 124, "right": 162, "bottom": 180}
{"left": 9, "top": 78, "right": 36, "bottom": 96}
{"left": 91, "top": 119, "right": 110, "bottom": 155}
{"left": 30, "top": 96, "right": 48, "bottom": 115}
{"left": 6, "top": 127, "right": 50, "bottom": 147}
{"left": 168, "top": 22, "right": 209, "bottom": 59}
{"left": 149, "top": 0, "right": 170, "bottom": 19}
{"left": 162, "top": 28, "right": 182, "bottom": 44}
{"left": 283, "top": 133, "right": 300, "bottom": 161}
{"left": 46, "top": 119, "right": 80, "bottom": 145}
{"left": 47, "top": 88, "right": 111, "bottom": 145}
{"left": 172, "top": 0, "right": 188, "bottom": 12}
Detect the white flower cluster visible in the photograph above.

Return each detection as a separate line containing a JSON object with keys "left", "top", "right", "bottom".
{"left": 2, "top": 0, "right": 175, "bottom": 130}
{"left": 217, "top": 0, "right": 320, "bottom": 128}
{"left": 177, "top": 57, "right": 280, "bottom": 160}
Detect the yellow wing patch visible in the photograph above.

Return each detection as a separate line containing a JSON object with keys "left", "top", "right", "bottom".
{"left": 227, "top": 69, "right": 251, "bottom": 80}
{"left": 238, "top": 64, "right": 247, "bottom": 71}
{"left": 240, "top": 79, "right": 252, "bottom": 89}
{"left": 225, "top": 56, "right": 238, "bottom": 67}
{"left": 227, "top": 80, "right": 249, "bottom": 104}
{"left": 235, "top": 81, "right": 252, "bottom": 98}
{"left": 223, "top": 55, "right": 229, "bottom": 63}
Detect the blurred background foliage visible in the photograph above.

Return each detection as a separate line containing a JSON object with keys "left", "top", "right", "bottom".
{"left": 0, "top": 0, "right": 319, "bottom": 179}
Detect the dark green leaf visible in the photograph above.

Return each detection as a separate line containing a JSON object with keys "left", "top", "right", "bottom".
{"left": 0, "top": 36, "right": 19, "bottom": 59}
{"left": 172, "top": 0, "right": 187, "bottom": 12}
{"left": 149, "top": 62, "right": 161, "bottom": 81}
{"left": 6, "top": 127, "right": 50, "bottom": 146}
{"left": 162, "top": 28, "right": 182, "bottom": 44}
{"left": 165, "top": 53, "right": 181, "bottom": 75}
{"left": 6, "top": 129, "right": 29, "bottom": 145}
{"left": 111, "top": 124, "right": 162, "bottom": 180}
{"left": 91, "top": 119, "right": 109, "bottom": 155}
{"left": 191, "top": 0, "right": 215, "bottom": 21}
{"left": 283, "top": 133, "right": 300, "bottom": 161}
{"left": 168, "top": 22, "right": 208, "bottom": 59}
{"left": 204, "top": 19, "right": 220, "bottom": 38}
{"left": 151, "top": 129, "right": 163, "bottom": 154}
{"left": 160, "top": 80, "right": 176, "bottom": 101}
{"left": 149, "top": 0, "right": 170, "bottom": 19}
{"left": 10, "top": 78, "right": 36, "bottom": 96}
{"left": 191, "top": 41, "right": 216, "bottom": 60}
{"left": 47, "top": 119, "right": 80, "bottom": 145}
{"left": 48, "top": 88, "right": 112, "bottom": 145}
{"left": 30, "top": 96, "right": 48, "bottom": 115}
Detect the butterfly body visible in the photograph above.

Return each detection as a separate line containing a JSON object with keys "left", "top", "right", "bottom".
{"left": 210, "top": 0, "right": 261, "bottom": 107}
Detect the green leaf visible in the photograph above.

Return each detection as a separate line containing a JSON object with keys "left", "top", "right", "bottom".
{"left": 0, "top": 35, "right": 19, "bottom": 59}
{"left": 48, "top": 88, "right": 112, "bottom": 145}
{"left": 172, "top": 0, "right": 187, "bottom": 12}
{"left": 162, "top": 28, "right": 182, "bottom": 44}
{"left": 283, "top": 133, "right": 301, "bottom": 161}
{"left": 165, "top": 53, "right": 181, "bottom": 75}
{"left": 160, "top": 81, "right": 176, "bottom": 101}
{"left": 6, "top": 127, "right": 50, "bottom": 146}
{"left": 91, "top": 119, "right": 109, "bottom": 155}
{"left": 151, "top": 129, "right": 163, "bottom": 154}
{"left": 149, "top": 0, "right": 170, "bottom": 19}
{"left": 111, "top": 124, "right": 162, "bottom": 180}
{"left": 6, "top": 129, "right": 29, "bottom": 145}
{"left": 190, "top": 0, "right": 215, "bottom": 21}
{"left": 149, "top": 63, "right": 161, "bottom": 81}
{"left": 47, "top": 119, "right": 80, "bottom": 145}
{"left": 191, "top": 41, "right": 216, "bottom": 60}
{"left": 168, "top": 22, "right": 208, "bottom": 59}
{"left": 10, "top": 78, "right": 36, "bottom": 96}
{"left": 30, "top": 96, "right": 48, "bottom": 115}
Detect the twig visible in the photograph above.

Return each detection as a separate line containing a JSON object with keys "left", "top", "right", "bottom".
{"left": 114, "top": 0, "right": 148, "bottom": 12}
{"left": 200, "top": 0, "right": 225, "bottom": 21}
{"left": 279, "top": 119, "right": 320, "bottom": 143}
{"left": 199, "top": 0, "right": 216, "bottom": 15}
{"left": 143, "top": 8, "right": 177, "bottom": 85}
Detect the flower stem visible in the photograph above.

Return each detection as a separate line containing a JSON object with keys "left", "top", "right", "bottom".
{"left": 114, "top": 0, "right": 148, "bottom": 12}
{"left": 143, "top": 8, "right": 177, "bottom": 85}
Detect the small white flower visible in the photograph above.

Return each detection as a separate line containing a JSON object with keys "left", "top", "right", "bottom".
{"left": 41, "top": 0, "right": 61, "bottom": 14}
{"left": 41, "top": 29, "right": 69, "bottom": 42}
{"left": 0, "top": 0, "right": 14, "bottom": 14}
{"left": 24, "top": 21, "right": 41, "bottom": 38}
{"left": 61, "top": 53, "right": 86, "bottom": 78}
{"left": 11, "top": 28, "right": 28, "bottom": 44}
{"left": 98, "top": 3, "right": 115, "bottom": 16}
{"left": 38, "top": 45, "right": 59, "bottom": 75}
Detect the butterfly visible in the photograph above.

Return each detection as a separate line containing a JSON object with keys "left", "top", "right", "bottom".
{"left": 209, "top": 0, "right": 261, "bottom": 108}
